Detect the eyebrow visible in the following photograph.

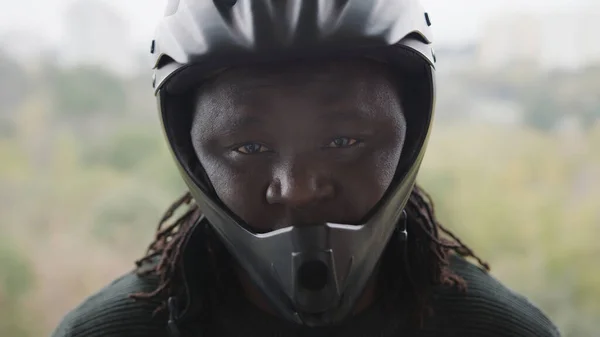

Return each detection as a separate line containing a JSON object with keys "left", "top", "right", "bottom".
{"left": 321, "top": 108, "right": 373, "bottom": 122}
{"left": 217, "top": 115, "right": 263, "bottom": 135}
{"left": 217, "top": 107, "right": 373, "bottom": 135}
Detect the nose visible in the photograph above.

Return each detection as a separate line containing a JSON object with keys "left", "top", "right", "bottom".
{"left": 266, "top": 164, "right": 334, "bottom": 209}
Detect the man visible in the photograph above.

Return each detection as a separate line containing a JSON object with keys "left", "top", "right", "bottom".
{"left": 52, "top": 0, "right": 561, "bottom": 336}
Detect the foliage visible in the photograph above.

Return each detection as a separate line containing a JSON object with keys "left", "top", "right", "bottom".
{"left": 420, "top": 123, "right": 600, "bottom": 337}
{"left": 49, "top": 65, "right": 127, "bottom": 119}
{"left": 457, "top": 65, "right": 600, "bottom": 132}
{"left": 0, "top": 52, "right": 29, "bottom": 117}
{"left": 0, "top": 235, "right": 35, "bottom": 337}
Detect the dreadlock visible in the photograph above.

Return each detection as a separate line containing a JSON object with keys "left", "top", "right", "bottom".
{"left": 131, "top": 184, "right": 489, "bottom": 327}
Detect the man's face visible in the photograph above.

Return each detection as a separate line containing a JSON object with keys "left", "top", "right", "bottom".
{"left": 191, "top": 59, "right": 406, "bottom": 232}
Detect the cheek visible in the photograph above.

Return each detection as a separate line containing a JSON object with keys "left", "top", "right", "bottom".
{"left": 374, "top": 145, "right": 404, "bottom": 193}
{"left": 197, "top": 153, "right": 271, "bottom": 225}
{"left": 343, "top": 146, "right": 402, "bottom": 215}
{"left": 367, "top": 117, "right": 407, "bottom": 199}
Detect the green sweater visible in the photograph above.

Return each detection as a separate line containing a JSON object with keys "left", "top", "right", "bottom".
{"left": 51, "top": 255, "right": 560, "bottom": 337}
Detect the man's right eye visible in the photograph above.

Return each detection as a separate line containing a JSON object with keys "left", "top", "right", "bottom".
{"left": 234, "top": 143, "right": 271, "bottom": 154}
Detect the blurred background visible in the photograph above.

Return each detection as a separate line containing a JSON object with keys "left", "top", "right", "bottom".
{"left": 0, "top": 0, "right": 599, "bottom": 336}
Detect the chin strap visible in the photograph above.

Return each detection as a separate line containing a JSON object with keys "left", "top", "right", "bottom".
{"left": 168, "top": 297, "right": 182, "bottom": 337}
{"left": 397, "top": 209, "right": 408, "bottom": 242}
{"left": 398, "top": 209, "right": 417, "bottom": 289}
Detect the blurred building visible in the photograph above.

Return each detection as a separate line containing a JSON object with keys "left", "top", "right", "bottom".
{"left": 60, "top": 0, "right": 138, "bottom": 75}
{"left": 478, "top": 6, "right": 600, "bottom": 70}
{"left": 0, "top": 30, "right": 53, "bottom": 67}
{"left": 435, "top": 44, "right": 478, "bottom": 73}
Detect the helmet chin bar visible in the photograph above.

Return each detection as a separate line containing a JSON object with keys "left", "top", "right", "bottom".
{"left": 173, "top": 145, "right": 424, "bottom": 326}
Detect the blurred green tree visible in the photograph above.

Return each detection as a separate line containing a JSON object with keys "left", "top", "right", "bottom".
{"left": 0, "top": 235, "right": 35, "bottom": 337}
{"left": 50, "top": 65, "right": 127, "bottom": 119}
{"left": 0, "top": 51, "right": 30, "bottom": 138}
{"left": 522, "top": 89, "right": 565, "bottom": 132}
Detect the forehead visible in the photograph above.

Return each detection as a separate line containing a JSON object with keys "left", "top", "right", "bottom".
{"left": 196, "top": 59, "right": 401, "bottom": 108}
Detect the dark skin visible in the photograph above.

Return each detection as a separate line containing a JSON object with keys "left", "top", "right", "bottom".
{"left": 190, "top": 59, "right": 407, "bottom": 316}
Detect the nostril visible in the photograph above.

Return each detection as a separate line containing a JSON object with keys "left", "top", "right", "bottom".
{"left": 265, "top": 179, "right": 282, "bottom": 205}
{"left": 316, "top": 183, "right": 335, "bottom": 199}
{"left": 266, "top": 169, "right": 335, "bottom": 206}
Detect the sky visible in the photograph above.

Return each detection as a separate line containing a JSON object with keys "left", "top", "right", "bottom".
{"left": 0, "top": 0, "right": 594, "bottom": 49}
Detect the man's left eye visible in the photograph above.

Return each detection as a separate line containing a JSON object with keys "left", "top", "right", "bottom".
{"left": 326, "top": 137, "right": 359, "bottom": 148}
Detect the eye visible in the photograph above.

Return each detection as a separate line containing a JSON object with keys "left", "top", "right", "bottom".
{"left": 326, "top": 137, "right": 359, "bottom": 148}
{"left": 234, "top": 142, "right": 271, "bottom": 154}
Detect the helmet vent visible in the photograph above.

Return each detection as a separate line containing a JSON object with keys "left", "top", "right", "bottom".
{"left": 156, "top": 55, "right": 175, "bottom": 70}
{"left": 298, "top": 260, "right": 330, "bottom": 292}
